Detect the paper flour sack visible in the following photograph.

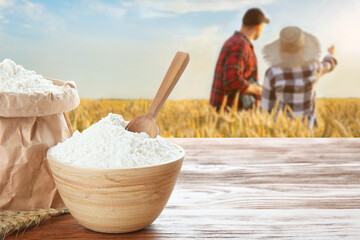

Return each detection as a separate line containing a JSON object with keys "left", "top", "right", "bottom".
{"left": 0, "top": 59, "right": 80, "bottom": 210}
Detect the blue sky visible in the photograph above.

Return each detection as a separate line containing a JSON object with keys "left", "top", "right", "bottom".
{"left": 0, "top": 0, "right": 359, "bottom": 99}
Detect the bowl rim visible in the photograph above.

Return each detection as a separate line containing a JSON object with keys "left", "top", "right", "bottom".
{"left": 47, "top": 142, "right": 185, "bottom": 172}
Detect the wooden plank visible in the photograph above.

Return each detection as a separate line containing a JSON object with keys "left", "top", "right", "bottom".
{"left": 169, "top": 138, "right": 360, "bottom": 209}
{"left": 6, "top": 138, "right": 360, "bottom": 239}
{"left": 8, "top": 209, "right": 360, "bottom": 240}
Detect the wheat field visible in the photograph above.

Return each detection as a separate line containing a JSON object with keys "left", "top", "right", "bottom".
{"left": 66, "top": 98, "right": 360, "bottom": 137}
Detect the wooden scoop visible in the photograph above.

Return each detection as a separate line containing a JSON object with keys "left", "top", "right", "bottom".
{"left": 125, "top": 51, "right": 190, "bottom": 138}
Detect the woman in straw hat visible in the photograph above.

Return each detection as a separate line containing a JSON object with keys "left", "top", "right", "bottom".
{"left": 260, "top": 26, "right": 337, "bottom": 127}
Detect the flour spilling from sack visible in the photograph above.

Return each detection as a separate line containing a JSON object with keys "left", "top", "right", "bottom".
{"left": 48, "top": 113, "right": 183, "bottom": 169}
{"left": 0, "top": 59, "right": 61, "bottom": 93}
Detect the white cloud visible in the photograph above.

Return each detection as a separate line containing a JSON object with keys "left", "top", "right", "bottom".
{"left": 83, "top": 0, "right": 127, "bottom": 19}
{"left": 0, "top": 0, "right": 13, "bottom": 8}
{"left": 0, "top": 0, "right": 64, "bottom": 32}
{"left": 0, "top": 0, "right": 43, "bottom": 20}
{"left": 129, "top": 0, "right": 274, "bottom": 15}
{"left": 22, "top": 23, "right": 31, "bottom": 28}
{"left": 14, "top": 0, "right": 44, "bottom": 22}
{"left": 138, "top": 10, "right": 176, "bottom": 19}
{"left": 0, "top": 0, "right": 13, "bottom": 23}
{"left": 21, "top": 0, "right": 43, "bottom": 19}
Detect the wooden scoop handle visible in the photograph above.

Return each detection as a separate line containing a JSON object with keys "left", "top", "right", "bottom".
{"left": 146, "top": 51, "right": 190, "bottom": 118}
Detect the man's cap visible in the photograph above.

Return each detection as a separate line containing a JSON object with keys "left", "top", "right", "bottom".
{"left": 242, "top": 8, "right": 270, "bottom": 26}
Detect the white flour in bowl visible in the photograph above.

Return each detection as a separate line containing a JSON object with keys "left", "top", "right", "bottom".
{"left": 48, "top": 113, "right": 184, "bottom": 169}
{"left": 0, "top": 58, "right": 61, "bottom": 93}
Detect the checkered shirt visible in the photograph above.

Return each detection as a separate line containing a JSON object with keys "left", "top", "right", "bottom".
{"left": 210, "top": 31, "right": 258, "bottom": 111}
{"left": 260, "top": 55, "right": 337, "bottom": 126}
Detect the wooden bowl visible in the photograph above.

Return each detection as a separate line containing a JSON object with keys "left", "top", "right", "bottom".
{"left": 46, "top": 143, "right": 184, "bottom": 233}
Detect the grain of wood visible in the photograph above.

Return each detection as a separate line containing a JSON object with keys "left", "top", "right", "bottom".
{"left": 6, "top": 138, "right": 360, "bottom": 239}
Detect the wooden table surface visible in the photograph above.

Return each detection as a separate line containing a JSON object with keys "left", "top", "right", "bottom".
{"left": 7, "top": 138, "right": 360, "bottom": 240}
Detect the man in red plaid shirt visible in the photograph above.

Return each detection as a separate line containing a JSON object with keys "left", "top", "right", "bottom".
{"left": 210, "top": 8, "right": 269, "bottom": 111}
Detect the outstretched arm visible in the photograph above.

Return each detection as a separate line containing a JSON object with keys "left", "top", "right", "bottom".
{"left": 317, "top": 45, "right": 338, "bottom": 77}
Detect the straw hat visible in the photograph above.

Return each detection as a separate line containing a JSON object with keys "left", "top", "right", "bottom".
{"left": 262, "top": 26, "right": 321, "bottom": 68}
